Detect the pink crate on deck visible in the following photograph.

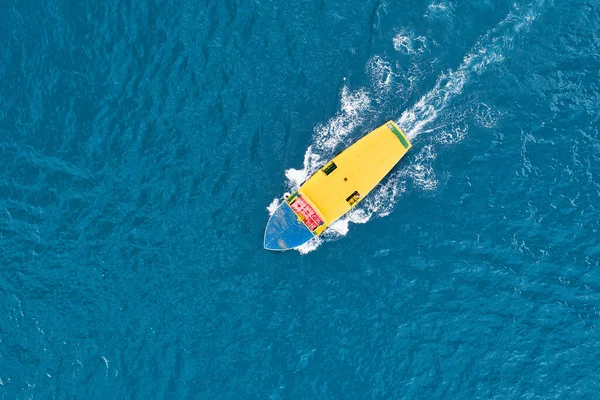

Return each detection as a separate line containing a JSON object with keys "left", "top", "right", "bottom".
{"left": 289, "top": 196, "right": 323, "bottom": 231}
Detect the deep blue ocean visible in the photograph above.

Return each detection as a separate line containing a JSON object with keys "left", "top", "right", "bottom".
{"left": 2, "top": 0, "right": 600, "bottom": 398}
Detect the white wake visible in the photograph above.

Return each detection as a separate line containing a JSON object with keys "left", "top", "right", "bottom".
{"left": 268, "top": 1, "right": 545, "bottom": 253}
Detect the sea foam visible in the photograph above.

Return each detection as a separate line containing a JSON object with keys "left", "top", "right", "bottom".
{"left": 272, "top": 2, "right": 545, "bottom": 253}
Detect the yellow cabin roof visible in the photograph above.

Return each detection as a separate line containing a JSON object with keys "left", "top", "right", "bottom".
{"left": 297, "top": 121, "right": 411, "bottom": 234}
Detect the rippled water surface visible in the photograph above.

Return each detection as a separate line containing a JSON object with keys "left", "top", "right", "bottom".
{"left": 2, "top": 0, "right": 600, "bottom": 398}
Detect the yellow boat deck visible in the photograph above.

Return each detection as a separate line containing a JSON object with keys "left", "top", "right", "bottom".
{"left": 296, "top": 121, "right": 411, "bottom": 235}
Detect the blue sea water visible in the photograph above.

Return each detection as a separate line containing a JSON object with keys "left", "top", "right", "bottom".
{"left": 1, "top": 0, "right": 600, "bottom": 398}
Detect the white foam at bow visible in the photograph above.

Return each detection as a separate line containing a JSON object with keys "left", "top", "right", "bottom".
{"left": 266, "top": 198, "right": 280, "bottom": 216}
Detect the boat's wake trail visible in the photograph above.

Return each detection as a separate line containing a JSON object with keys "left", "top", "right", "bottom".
{"left": 398, "top": 1, "right": 543, "bottom": 139}
{"left": 269, "top": 1, "right": 545, "bottom": 254}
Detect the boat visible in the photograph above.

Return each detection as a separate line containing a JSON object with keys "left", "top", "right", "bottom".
{"left": 264, "top": 120, "right": 412, "bottom": 251}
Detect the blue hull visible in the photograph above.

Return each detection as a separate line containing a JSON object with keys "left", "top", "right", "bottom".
{"left": 264, "top": 202, "right": 315, "bottom": 251}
